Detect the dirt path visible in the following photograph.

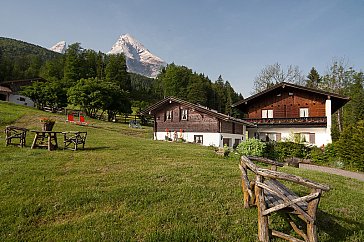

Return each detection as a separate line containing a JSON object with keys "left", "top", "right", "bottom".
{"left": 299, "top": 163, "right": 364, "bottom": 182}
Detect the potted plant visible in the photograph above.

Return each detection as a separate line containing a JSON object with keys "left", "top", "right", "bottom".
{"left": 40, "top": 117, "right": 56, "bottom": 131}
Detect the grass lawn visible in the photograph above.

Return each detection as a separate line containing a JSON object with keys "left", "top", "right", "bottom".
{"left": 0, "top": 101, "right": 363, "bottom": 241}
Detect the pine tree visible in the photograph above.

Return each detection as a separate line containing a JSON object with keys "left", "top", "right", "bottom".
{"left": 213, "top": 75, "right": 226, "bottom": 113}
{"left": 105, "top": 54, "right": 130, "bottom": 91}
{"left": 306, "top": 67, "right": 321, "bottom": 88}
{"left": 186, "top": 74, "right": 208, "bottom": 105}
{"left": 64, "top": 43, "right": 83, "bottom": 83}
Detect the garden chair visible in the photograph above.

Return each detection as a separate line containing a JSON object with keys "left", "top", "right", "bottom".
{"left": 78, "top": 115, "right": 89, "bottom": 125}
{"left": 5, "top": 126, "right": 28, "bottom": 147}
{"left": 66, "top": 114, "right": 75, "bottom": 123}
{"left": 62, "top": 131, "right": 87, "bottom": 151}
{"left": 239, "top": 155, "right": 330, "bottom": 242}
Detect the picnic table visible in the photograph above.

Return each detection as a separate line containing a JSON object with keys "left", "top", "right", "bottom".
{"left": 30, "top": 130, "right": 62, "bottom": 151}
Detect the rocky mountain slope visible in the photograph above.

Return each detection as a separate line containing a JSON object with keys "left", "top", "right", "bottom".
{"left": 49, "top": 41, "right": 66, "bottom": 54}
{"left": 108, "top": 34, "right": 166, "bottom": 78}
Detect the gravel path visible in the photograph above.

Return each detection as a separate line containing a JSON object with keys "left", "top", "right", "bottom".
{"left": 299, "top": 163, "right": 364, "bottom": 182}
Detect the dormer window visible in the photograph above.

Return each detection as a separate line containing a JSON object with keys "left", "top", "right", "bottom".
{"left": 181, "top": 109, "right": 188, "bottom": 120}
{"left": 166, "top": 110, "right": 172, "bottom": 120}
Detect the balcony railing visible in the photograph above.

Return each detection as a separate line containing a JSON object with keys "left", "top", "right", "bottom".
{"left": 243, "top": 117, "right": 327, "bottom": 126}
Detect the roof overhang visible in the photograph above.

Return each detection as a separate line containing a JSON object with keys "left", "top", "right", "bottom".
{"left": 140, "top": 96, "right": 256, "bottom": 127}
{"left": 0, "top": 86, "right": 12, "bottom": 93}
{"left": 232, "top": 82, "right": 350, "bottom": 114}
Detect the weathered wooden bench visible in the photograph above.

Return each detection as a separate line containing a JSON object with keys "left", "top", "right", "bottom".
{"left": 62, "top": 131, "right": 87, "bottom": 151}
{"left": 5, "top": 126, "right": 28, "bottom": 147}
{"left": 239, "top": 155, "right": 330, "bottom": 242}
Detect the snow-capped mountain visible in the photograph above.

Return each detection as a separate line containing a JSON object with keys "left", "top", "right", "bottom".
{"left": 108, "top": 34, "right": 166, "bottom": 78}
{"left": 49, "top": 41, "right": 66, "bottom": 54}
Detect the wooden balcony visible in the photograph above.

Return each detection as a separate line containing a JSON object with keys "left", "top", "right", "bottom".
{"left": 243, "top": 117, "right": 327, "bottom": 127}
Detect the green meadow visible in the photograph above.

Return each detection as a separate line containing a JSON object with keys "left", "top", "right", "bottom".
{"left": 0, "top": 101, "right": 363, "bottom": 241}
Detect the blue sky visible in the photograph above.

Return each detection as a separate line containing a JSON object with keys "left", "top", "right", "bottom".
{"left": 1, "top": 0, "right": 363, "bottom": 96}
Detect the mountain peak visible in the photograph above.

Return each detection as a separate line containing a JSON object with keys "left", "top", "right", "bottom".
{"left": 108, "top": 34, "right": 166, "bottom": 78}
{"left": 50, "top": 41, "right": 66, "bottom": 54}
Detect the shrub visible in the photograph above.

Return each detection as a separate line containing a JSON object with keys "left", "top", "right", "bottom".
{"left": 236, "top": 138, "right": 266, "bottom": 157}
{"left": 310, "top": 146, "right": 326, "bottom": 164}
{"left": 265, "top": 141, "right": 311, "bottom": 162}
{"left": 335, "top": 121, "right": 364, "bottom": 171}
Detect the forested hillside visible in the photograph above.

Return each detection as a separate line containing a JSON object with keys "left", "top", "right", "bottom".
{"left": 0, "top": 37, "right": 61, "bottom": 82}
{"left": 0, "top": 38, "right": 243, "bottom": 118}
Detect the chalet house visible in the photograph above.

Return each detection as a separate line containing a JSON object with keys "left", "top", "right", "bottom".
{"left": 232, "top": 82, "right": 350, "bottom": 147}
{"left": 0, "top": 78, "right": 47, "bottom": 107}
{"left": 140, "top": 97, "right": 255, "bottom": 147}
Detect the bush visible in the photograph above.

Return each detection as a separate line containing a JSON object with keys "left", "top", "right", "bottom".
{"left": 265, "top": 141, "right": 311, "bottom": 162}
{"left": 236, "top": 138, "right": 266, "bottom": 157}
{"left": 310, "top": 146, "right": 326, "bottom": 164}
{"left": 335, "top": 121, "right": 364, "bottom": 171}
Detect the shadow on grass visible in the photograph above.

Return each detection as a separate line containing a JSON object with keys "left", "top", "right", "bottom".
{"left": 269, "top": 209, "right": 363, "bottom": 242}
{"left": 317, "top": 210, "right": 364, "bottom": 241}
{"left": 81, "top": 146, "right": 110, "bottom": 151}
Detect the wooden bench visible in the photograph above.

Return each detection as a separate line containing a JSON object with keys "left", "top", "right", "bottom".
{"left": 62, "top": 131, "right": 87, "bottom": 151}
{"left": 5, "top": 126, "right": 28, "bottom": 147}
{"left": 239, "top": 155, "right": 330, "bottom": 242}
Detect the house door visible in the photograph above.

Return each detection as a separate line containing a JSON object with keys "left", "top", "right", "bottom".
{"left": 223, "top": 138, "right": 231, "bottom": 147}
{"left": 0, "top": 93, "right": 7, "bottom": 101}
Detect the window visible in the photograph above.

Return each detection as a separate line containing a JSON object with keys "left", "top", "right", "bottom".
{"left": 267, "top": 133, "right": 277, "bottom": 142}
{"left": 301, "top": 133, "right": 315, "bottom": 144}
{"left": 257, "top": 132, "right": 281, "bottom": 142}
{"left": 300, "top": 108, "right": 309, "bottom": 117}
{"left": 194, "top": 135, "right": 203, "bottom": 144}
{"left": 181, "top": 109, "right": 188, "bottom": 120}
{"left": 19, "top": 97, "right": 26, "bottom": 102}
{"left": 223, "top": 138, "right": 231, "bottom": 147}
{"left": 294, "top": 133, "right": 315, "bottom": 144}
{"left": 262, "top": 109, "right": 273, "bottom": 118}
{"left": 234, "top": 139, "right": 241, "bottom": 148}
{"left": 166, "top": 110, "right": 172, "bottom": 120}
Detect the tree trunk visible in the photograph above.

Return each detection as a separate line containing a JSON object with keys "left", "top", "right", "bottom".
{"left": 337, "top": 108, "right": 342, "bottom": 132}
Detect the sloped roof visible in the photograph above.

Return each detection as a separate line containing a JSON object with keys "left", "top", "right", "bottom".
{"left": 232, "top": 82, "right": 350, "bottom": 113}
{"left": 1, "top": 77, "right": 47, "bottom": 92}
{"left": 0, "top": 85, "right": 12, "bottom": 93}
{"left": 140, "top": 96, "right": 255, "bottom": 127}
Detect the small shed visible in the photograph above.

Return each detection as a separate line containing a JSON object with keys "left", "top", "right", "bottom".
{"left": 0, "top": 85, "right": 12, "bottom": 101}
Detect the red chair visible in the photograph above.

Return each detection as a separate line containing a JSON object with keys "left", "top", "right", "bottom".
{"left": 67, "top": 114, "right": 75, "bottom": 123}
{"left": 79, "top": 115, "right": 88, "bottom": 125}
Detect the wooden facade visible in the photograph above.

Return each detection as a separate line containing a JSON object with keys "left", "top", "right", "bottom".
{"left": 150, "top": 100, "right": 245, "bottom": 134}
{"left": 245, "top": 86, "right": 326, "bottom": 119}
{"left": 141, "top": 97, "right": 253, "bottom": 147}
{"left": 233, "top": 82, "right": 350, "bottom": 127}
{"left": 232, "top": 82, "right": 350, "bottom": 146}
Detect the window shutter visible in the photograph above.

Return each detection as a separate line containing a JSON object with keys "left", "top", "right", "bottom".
{"left": 309, "top": 133, "right": 315, "bottom": 144}
{"left": 276, "top": 133, "right": 281, "bottom": 141}
{"left": 262, "top": 110, "right": 267, "bottom": 118}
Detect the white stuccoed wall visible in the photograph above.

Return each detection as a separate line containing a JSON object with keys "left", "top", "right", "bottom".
{"left": 325, "top": 99, "right": 332, "bottom": 145}
{"left": 155, "top": 131, "right": 245, "bottom": 147}
{"left": 247, "top": 127, "right": 329, "bottom": 147}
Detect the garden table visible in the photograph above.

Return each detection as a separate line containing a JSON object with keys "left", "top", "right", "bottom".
{"left": 30, "top": 130, "right": 62, "bottom": 151}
